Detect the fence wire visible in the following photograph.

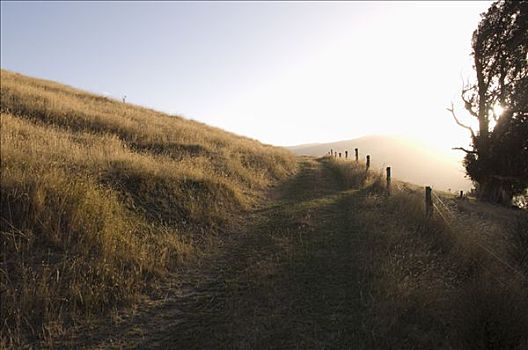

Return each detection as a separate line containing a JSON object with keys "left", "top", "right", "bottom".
{"left": 332, "top": 153, "right": 526, "bottom": 286}
{"left": 430, "top": 190, "right": 527, "bottom": 285}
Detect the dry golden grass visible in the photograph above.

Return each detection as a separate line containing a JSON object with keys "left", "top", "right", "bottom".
{"left": 152, "top": 157, "right": 526, "bottom": 348}
{"left": 2, "top": 69, "right": 527, "bottom": 348}
{"left": 324, "top": 158, "right": 528, "bottom": 348}
{"left": 0, "top": 69, "right": 296, "bottom": 347}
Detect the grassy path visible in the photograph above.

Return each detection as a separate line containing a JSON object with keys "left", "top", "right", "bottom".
{"left": 61, "top": 157, "right": 378, "bottom": 349}
{"left": 59, "top": 157, "right": 528, "bottom": 349}
{"left": 136, "top": 157, "right": 382, "bottom": 348}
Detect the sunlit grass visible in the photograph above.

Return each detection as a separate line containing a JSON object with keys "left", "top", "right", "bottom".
{"left": 2, "top": 69, "right": 526, "bottom": 348}
{"left": 0, "top": 69, "right": 296, "bottom": 347}
{"left": 324, "top": 158, "right": 528, "bottom": 348}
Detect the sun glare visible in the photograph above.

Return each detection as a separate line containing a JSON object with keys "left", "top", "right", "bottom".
{"left": 493, "top": 103, "right": 504, "bottom": 118}
{"left": 488, "top": 103, "right": 504, "bottom": 131}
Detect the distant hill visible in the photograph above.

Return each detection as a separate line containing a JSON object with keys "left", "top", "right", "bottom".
{"left": 288, "top": 135, "right": 472, "bottom": 192}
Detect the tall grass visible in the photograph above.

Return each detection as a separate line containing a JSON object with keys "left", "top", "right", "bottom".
{"left": 0, "top": 69, "right": 296, "bottom": 347}
{"left": 361, "top": 183, "right": 528, "bottom": 347}
{"left": 324, "top": 157, "right": 385, "bottom": 193}
{"left": 325, "top": 157, "right": 528, "bottom": 348}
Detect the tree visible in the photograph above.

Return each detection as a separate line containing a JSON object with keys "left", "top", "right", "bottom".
{"left": 449, "top": 0, "right": 528, "bottom": 205}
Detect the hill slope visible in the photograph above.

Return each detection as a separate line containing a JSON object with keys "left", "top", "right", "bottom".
{"left": 3, "top": 70, "right": 526, "bottom": 349}
{"left": 0, "top": 70, "right": 296, "bottom": 346}
{"left": 53, "top": 157, "right": 528, "bottom": 349}
{"left": 289, "top": 136, "right": 472, "bottom": 192}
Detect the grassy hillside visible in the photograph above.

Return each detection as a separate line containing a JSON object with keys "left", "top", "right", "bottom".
{"left": 289, "top": 136, "right": 472, "bottom": 192}
{"left": 0, "top": 70, "right": 296, "bottom": 347}
{"left": 2, "top": 70, "right": 527, "bottom": 349}
{"left": 73, "top": 157, "right": 527, "bottom": 349}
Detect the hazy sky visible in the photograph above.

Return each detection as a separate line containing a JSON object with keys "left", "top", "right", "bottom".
{"left": 1, "top": 1, "right": 491, "bottom": 151}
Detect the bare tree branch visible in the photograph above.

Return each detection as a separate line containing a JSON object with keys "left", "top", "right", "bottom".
{"left": 461, "top": 88, "right": 479, "bottom": 118}
{"left": 447, "top": 102, "right": 476, "bottom": 139}
{"left": 452, "top": 147, "right": 477, "bottom": 154}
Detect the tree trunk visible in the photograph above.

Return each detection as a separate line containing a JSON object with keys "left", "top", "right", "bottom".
{"left": 478, "top": 177, "right": 513, "bottom": 205}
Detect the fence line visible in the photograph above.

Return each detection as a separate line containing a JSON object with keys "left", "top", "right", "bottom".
{"left": 350, "top": 153, "right": 527, "bottom": 285}
{"left": 430, "top": 188, "right": 527, "bottom": 284}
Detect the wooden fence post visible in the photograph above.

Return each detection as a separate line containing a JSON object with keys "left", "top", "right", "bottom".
{"left": 459, "top": 190, "right": 463, "bottom": 199}
{"left": 366, "top": 155, "right": 370, "bottom": 170}
{"left": 386, "top": 167, "right": 391, "bottom": 195}
{"left": 425, "top": 186, "right": 433, "bottom": 217}
{"left": 345, "top": 150, "right": 348, "bottom": 159}
{"left": 331, "top": 149, "right": 333, "bottom": 156}
{"left": 355, "top": 148, "right": 359, "bottom": 162}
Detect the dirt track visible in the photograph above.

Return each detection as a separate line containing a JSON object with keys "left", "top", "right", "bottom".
{"left": 56, "top": 158, "right": 528, "bottom": 349}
